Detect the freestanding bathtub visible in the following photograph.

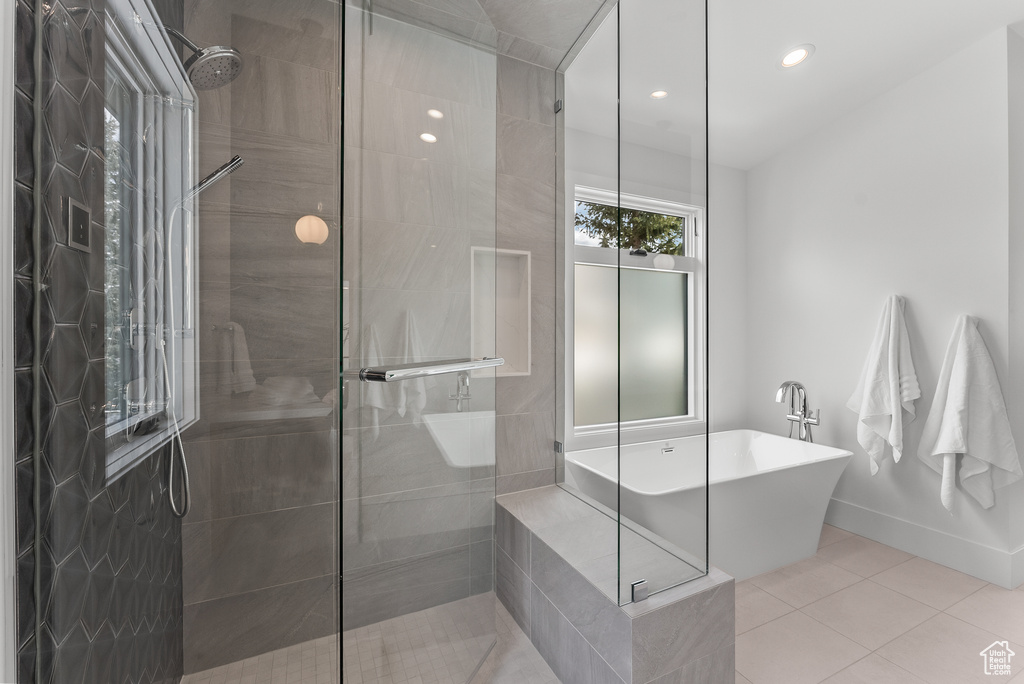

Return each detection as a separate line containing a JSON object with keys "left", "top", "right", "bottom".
{"left": 564, "top": 429, "right": 852, "bottom": 581}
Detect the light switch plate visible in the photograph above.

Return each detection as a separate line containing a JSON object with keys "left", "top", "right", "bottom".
{"left": 66, "top": 197, "right": 91, "bottom": 253}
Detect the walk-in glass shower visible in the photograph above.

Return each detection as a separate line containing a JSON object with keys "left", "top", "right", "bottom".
{"left": 14, "top": 0, "right": 709, "bottom": 681}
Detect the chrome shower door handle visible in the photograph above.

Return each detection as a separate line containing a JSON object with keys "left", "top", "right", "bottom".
{"left": 347, "top": 357, "right": 504, "bottom": 383}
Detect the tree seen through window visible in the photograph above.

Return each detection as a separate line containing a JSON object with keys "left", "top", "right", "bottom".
{"left": 574, "top": 200, "right": 686, "bottom": 255}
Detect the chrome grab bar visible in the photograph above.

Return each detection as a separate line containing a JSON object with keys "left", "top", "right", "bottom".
{"left": 346, "top": 357, "right": 504, "bottom": 383}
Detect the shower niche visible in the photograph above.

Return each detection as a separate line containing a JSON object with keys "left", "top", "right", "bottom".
{"left": 472, "top": 247, "right": 531, "bottom": 376}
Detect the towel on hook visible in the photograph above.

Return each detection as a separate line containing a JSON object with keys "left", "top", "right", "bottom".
{"left": 216, "top": 322, "right": 257, "bottom": 395}
{"left": 917, "top": 315, "right": 1022, "bottom": 511}
{"left": 846, "top": 295, "right": 921, "bottom": 475}
{"left": 396, "top": 311, "right": 427, "bottom": 422}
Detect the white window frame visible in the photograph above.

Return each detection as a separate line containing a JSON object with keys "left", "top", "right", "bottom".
{"left": 564, "top": 185, "right": 705, "bottom": 451}
{"left": 103, "top": 0, "right": 199, "bottom": 481}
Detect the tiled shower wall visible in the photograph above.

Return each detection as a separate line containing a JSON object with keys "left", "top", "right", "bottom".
{"left": 13, "top": 1, "right": 185, "bottom": 683}
{"left": 483, "top": 0, "right": 605, "bottom": 496}
{"left": 177, "top": 0, "right": 340, "bottom": 673}
{"left": 493, "top": 53, "right": 559, "bottom": 496}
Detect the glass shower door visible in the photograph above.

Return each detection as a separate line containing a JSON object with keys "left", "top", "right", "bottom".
{"left": 342, "top": 4, "right": 498, "bottom": 682}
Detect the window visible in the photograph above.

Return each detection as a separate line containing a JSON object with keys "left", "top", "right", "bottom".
{"left": 569, "top": 187, "right": 703, "bottom": 446}
{"left": 103, "top": 0, "right": 198, "bottom": 480}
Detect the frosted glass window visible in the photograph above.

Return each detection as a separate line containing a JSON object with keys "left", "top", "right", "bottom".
{"left": 574, "top": 265, "right": 687, "bottom": 426}
{"left": 574, "top": 265, "right": 618, "bottom": 426}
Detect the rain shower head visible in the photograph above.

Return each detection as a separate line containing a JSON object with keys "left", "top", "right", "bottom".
{"left": 184, "top": 46, "right": 243, "bottom": 90}
{"left": 164, "top": 26, "right": 243, "bottom": 90}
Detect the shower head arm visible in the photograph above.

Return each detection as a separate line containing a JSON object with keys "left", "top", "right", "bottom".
{"left": 162, "top": 25, "right": 202, "bottom": 54}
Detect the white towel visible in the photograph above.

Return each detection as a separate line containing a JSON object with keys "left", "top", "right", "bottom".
{"left": 216, "top": 322, "right": 257, "bottom": 395}
{"left": 917, "top": 315, "right": 1022, "bottom": 511}
{"left": 846, "top": 295, "right": 921, "bottom": 475}
{"left": 396, "top": 311, "right": 427, "bottom": 421}
{"left": 362, "top": 324, "right": 389, "bottom": 439}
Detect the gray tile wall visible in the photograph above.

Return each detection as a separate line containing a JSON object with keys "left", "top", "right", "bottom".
{"left": 14, "top": 1, "right": 186, "bottom": 682}
{"left": 494, "top": 54, "right": 559, "bottom": 496}
{"left": 179, "top": 0, "right": 341, "bottom": 672}
{"left": 12, "top": 2, "right": 39, "bottom": 679}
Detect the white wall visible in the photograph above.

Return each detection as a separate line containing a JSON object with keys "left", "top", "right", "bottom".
{"left": 563, "top": 127, "right": 749, "bottom": 434}
{"left": 707, "top": 164, "right": 748, "bottom": 431}
{"left": 1006, "top": 26, "right": 1024, "bottom": 562}
{"left": 744, "top": 29, "right": 1024, "bottom": 586}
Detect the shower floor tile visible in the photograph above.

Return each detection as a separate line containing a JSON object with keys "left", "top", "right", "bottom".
{"left": 181, "top": 593, "right": 553, "bottom": 684}
{"left": 343, "top": 593, "right": 495, "bottom": 684}
{"left": 342, "top": 592, "right": 558, "bottom": 684}
{"left": 181, "top": 633, "right": 339, "bottom": 684}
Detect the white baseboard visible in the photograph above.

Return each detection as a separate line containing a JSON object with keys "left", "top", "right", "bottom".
{"left": 1012, "top": 543, "right": 1024, "bottom": 589}
{"left": 825, "top": 498, "right": 1022, "bottom": 590}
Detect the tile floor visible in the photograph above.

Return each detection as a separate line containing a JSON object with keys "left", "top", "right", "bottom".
{"left": 182, "top": 592, "right": 555, "bottom": 684}
{"left": 188, "top": 524, "right": 1024, "bottom": 684}
{"left": 735, "top": 524, "right": 1024, "bottom": 683}
{"left": 341, "top": 592, "right": 557, "bottom": 684}
{"left": 182, "top": 633, "right": 339, "bottom": 684}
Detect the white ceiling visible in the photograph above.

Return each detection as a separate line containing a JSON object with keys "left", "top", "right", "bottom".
{"left": 566, "top": 0, "right": 1024, "bottom": 171}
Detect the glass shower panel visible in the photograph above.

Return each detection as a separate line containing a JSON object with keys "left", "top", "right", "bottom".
{"left": 342, "top": 4, "right": 498, "bottom": 682}
{"left": 559, "top": 0, "right": 707, "bottom": 606}
{"left": 172, "top": 0, "right": 343, "bottom": 676}
{"left": 35, "top": 0, "right": 348, "bottom": 678}
{"left": 617, "top": 0, "right": 709, "bottom": 601}
{"left": 560, "top": 0, "right": 623, "bottom": 605}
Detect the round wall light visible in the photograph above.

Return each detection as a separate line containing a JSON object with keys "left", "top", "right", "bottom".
{"left": 427, "top": 109, "right": 444, "bottom": 119}
{"left": 650, "top": 90, "right": 669, "bottom": 99}
{"left": 780, "top": 44, "right": 815, "bottom": 68}
{"left": 420, "top": 133, "right": 438, "bottom": 143}
{"left": 295, "top": 215, "right": 329, "bottom": 245}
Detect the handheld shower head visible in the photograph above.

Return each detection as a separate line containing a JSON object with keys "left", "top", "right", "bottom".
{"left": 164, "top": 27, "right": 243, "bottom": 90}
{"left": 183, "top": 156, "right": 244, "bottom": 203}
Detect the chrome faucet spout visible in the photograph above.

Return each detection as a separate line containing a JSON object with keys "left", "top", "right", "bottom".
{"left": 449, "top": 371, "right": 471, "bottom": 412}
{"left": 776, "top": 381, "right": 817, "bottom": 442}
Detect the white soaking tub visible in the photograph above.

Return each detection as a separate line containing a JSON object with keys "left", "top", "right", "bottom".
{"left": 564, "top": 429, "right": 852, "bottom": 581}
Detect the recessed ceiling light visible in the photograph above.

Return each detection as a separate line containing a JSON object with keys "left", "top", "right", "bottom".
{"left": 780, "top": 44, "right": 815, "bottom": 68}
{"left": 427, "top": 109, "right": 444, "bottom": 119}
{"left": 650, "top": 90, "right": 669, "bottom": 99}
{"left": 420, "top": 133, "right": 438, "bottom": 143}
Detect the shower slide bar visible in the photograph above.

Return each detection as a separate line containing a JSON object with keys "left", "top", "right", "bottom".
{"left": 347, "top": 357, "right": 504, "bottom": 382}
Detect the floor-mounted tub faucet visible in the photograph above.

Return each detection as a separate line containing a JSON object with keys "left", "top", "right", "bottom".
{"left": 449, "top": 371, "right": 471, "bottom": 412}
{"left": 776, "top": 381, "right": 819, "bottom": 442}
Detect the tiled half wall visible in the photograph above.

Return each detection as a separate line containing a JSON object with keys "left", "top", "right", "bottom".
{"left": 496, "top": 486, "right": 735, "bottom": 684}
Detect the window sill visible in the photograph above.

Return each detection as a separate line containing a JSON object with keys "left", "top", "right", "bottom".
{"left": 568, "top": 418, "right": 706, "bottom": 452}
